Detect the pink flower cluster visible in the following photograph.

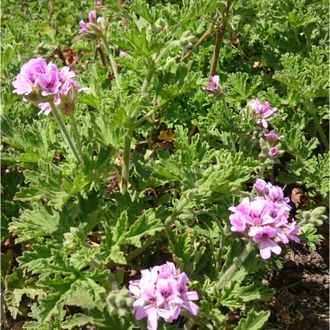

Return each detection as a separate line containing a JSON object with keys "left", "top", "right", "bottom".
{"left": 79, "top": 11, "right": 104, "bottom": 39}
{"left": 229, "top": 179, "right": 300, "bottom": 259}
{"left": 79, "top": 10, "right": 97, "bottom": 34}
{"left": 129, "top": 262, "right": 199, "bottom": 330}
{"left": 244, "top": 98, "right": 277, "bottom": 128}
{"left": 12, "top": 58, "right": 82, "bottom": 116}
{"left": 204, "top": 75, "right": 219, "bottom": 91}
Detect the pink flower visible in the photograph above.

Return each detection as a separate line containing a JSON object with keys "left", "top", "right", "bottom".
{"left": 13, "top": 57, "right": 81, "bottom": 115}
{"left": 204, "top": 75, "right": 219, "bottom": 91}
{"left": 244, "top": 98, "right": 277, "bottom": 128}
{"left": 269, "top": 147, "right": 278, "bottom": 157}
{"left": 79, "top": 20, "right": 88, "bottom": 34}
{"left": 250, "top": 226, "right": 282, "bottom": 259}
{"left": 119, "top": 51, "right": 126, "bottom": 57}
{"left": 263, "top": 131, "right": 284, "bottom": 140}
{"left": 129, "top": 262, "right": 199, "bottom": 330}
{"left": 177, "top": 273, "right": 199, "bottom": 316}
{"left": 229, "top": 179, "right": 300, "bottom": 260}
{"left": 59, "top": 66, "right": 76, "bottom": 82}
{"left": 12, "top": 57, "right": 47, "bottom": 96}
{"left": 79, "top": 10, "right": 104, "bottom": 37}
{"left": 263, "top": 183, "right": 291, "bottom": 211}
{"left": 37, "top": 68, "right": 61, "bottom": 97}
{"left": 283, "top": 221, "right": 301, "bottom": 243}
{"left": 254, "top": 179, "right": 267, "bottom": 192}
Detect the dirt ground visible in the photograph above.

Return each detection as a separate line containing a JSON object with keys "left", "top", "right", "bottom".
{"left": 264, "top": 224, "right": 329, "bottom": 330}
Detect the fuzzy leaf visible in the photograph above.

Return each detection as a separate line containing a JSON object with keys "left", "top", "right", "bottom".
{"left": 61, "top": 314, "right": 96, "bottom": 330}
{"left": 235, "top": 310, "right": 270, "bottom": 330}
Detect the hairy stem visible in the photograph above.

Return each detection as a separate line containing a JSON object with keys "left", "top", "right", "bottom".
{"left": 126, "top": 235, "right": 157, "bottom": 263}
{"left": 215, "top": 240, "right": 254, "bottom": 291}
{"left": 223, "top": 99, "right": 237, "bottom": 153}
{"left": 101, "top": 36, "right": 121, "bottom": 88}
{"left": 121, "top": 65, "right": 155, "bottom": 194}
{"left": 165, "top": 190, "right": 195, "bottom": 226}
{"left": 69, "top": 113, "right": 82, "bottom": 157}
{"left": 182, "top": 18, "right": 216, "bottom": 62}
{"left": 49, "top": 101, "right": 81, "bottom": 163}
{"left": 304, "top": 97, "right": 329, "bottom": 150}
{"left": 209, "top": 0, "right": 232, "bottom": 76}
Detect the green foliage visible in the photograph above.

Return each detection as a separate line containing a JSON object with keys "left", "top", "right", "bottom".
{"left": 234, "top": 310, "right": 270, "bottom": 330}
{"left": 1, "top": 0, "right": 328, "bottom": 329}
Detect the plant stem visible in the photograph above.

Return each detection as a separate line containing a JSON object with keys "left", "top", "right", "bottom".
{"left": 165, "top": 191, "right": 195, "bottom": 226}
{"left": 101, "top": 36, "right": 121, "bottom": 89}
{"left": 209, "top": 0, "right": 232, "bottom": 76}
{"left": 120, "top": 64, "right": 155, "bottom": 194}
{"left": 49, "top": 101, "right": 81, "bottom": 163}
{"left": 182, "top": 17, "right": 216, "bottom": 62}
{"left": 215, "top": 240, "right": 254, "bottom": 291}
{"left": 69, "top": 113, "right": 82, "bottom": 157}
{"left": 223, "top": 99, "right": 237, "bottom": 153}
{"left": 311, "top": 111, "right": 329, "bottom": 150}
{"left": 126, "top": 235, "right": 157, "bottom": 263}
{"left": 304, "top": 96, "right": 328, "bottom": 150}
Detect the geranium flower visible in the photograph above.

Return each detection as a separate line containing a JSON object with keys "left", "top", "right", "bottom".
{"left": 129, "top": 262, "right": 199, "bottom": 330}
{"left": 263, "top": 131, "right": 284, "bottom": 140}
{"left": 269, "top": 147, "right": 278, "bottom": 156}
{"left": 244, "top": 98, "right": 277, "bottom": 128}
{"left": 204, "top": 75, "right": 220, "bottom": 91}
{"left": 250, "top": 226, "right": 282, "bottom": 259}
{"left": 229, "top": 179, "right": 301, "bottom": 260}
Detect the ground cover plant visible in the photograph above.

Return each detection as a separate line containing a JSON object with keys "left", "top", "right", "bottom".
{"left": 1, "top": 0, "right": 329, "bottom": 329}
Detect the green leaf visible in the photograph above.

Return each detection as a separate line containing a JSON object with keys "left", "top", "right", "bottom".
{"left": 235, "top": 310, "right": 270, "bottom": 330}
{"left": 226, "top": 72, "right": 262, "bottom": 101}
{"left": 61, "top": 314, "right": 96, "bottom": 330}
{"left": 9, "top": 203, "right": 60, "bottom": 243}
{"left": 119, "top": 209, "right": 164, "bottom": 247}
{"left": 62, "top": 278, "right": 106, "bottom": 310}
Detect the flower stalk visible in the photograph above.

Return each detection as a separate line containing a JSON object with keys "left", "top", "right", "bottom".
{"left": 49, "top": 101, "right": 81, "bottom": 163}
{"left": 215, "top": 240, "right": 254, "bottom": 291}
{"left": 69, "top": 113, "right": 83, "bottom": 157}
{"left": 101, "top": 36, "right": 121, "bottom": 89}
{"left": 223, "top": 99, "right": 237, "bottom": 153}
{"left": 209, "top": 0, "right": 232, "bottom": 76}
{"left": 165, "top": 190, "right": 195, "bottom": 226}
{"left": 120, "top": 64, "right": 155, "bottom": 194}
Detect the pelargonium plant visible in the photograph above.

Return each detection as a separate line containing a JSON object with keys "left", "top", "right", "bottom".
{"left": 129, "top": 262, "right": 199, "bottom": 330}
{"left": 2, "top": 1, "right": 327, "bottom": 330}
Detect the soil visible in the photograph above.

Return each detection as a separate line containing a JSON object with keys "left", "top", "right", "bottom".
{"left": 264, "top": 223, "right": 329, "bottom": 330}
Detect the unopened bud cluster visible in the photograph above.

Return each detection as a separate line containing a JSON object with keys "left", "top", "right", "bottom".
{"left": 106, "top": 289, "right": 134, "bottom": 317}
{"left": 259, "top": 131, "right": 284, "bottom": 164}
{"left": 179, "top": 30, "right": 196, "bottom": 51}
{"left": 298, "top": 207, "right": 327, "bottom": 228}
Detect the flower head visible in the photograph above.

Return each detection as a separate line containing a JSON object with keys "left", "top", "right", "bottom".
{"left": 78, "top": 11, "right": 105, "bottom": 39}
{"left": 12, "top": 57, "right": 80, "bottom": 115}
{"left": 229, "top": 179, "right": 300, "bottom": 260}
{"left": 244, "top": 98, "right": 277, "bottom": 128}
{"left": 129, "top": 262, "right": 199, "bottom": 330}
{"left": 119, "top": 51, "right": 126, "bottom": 57}
{"left": 204, "top": 75, "right": 219, "bottom": 91}
{"left": 263, "top": 131, "right": 284, "bottom": 141}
